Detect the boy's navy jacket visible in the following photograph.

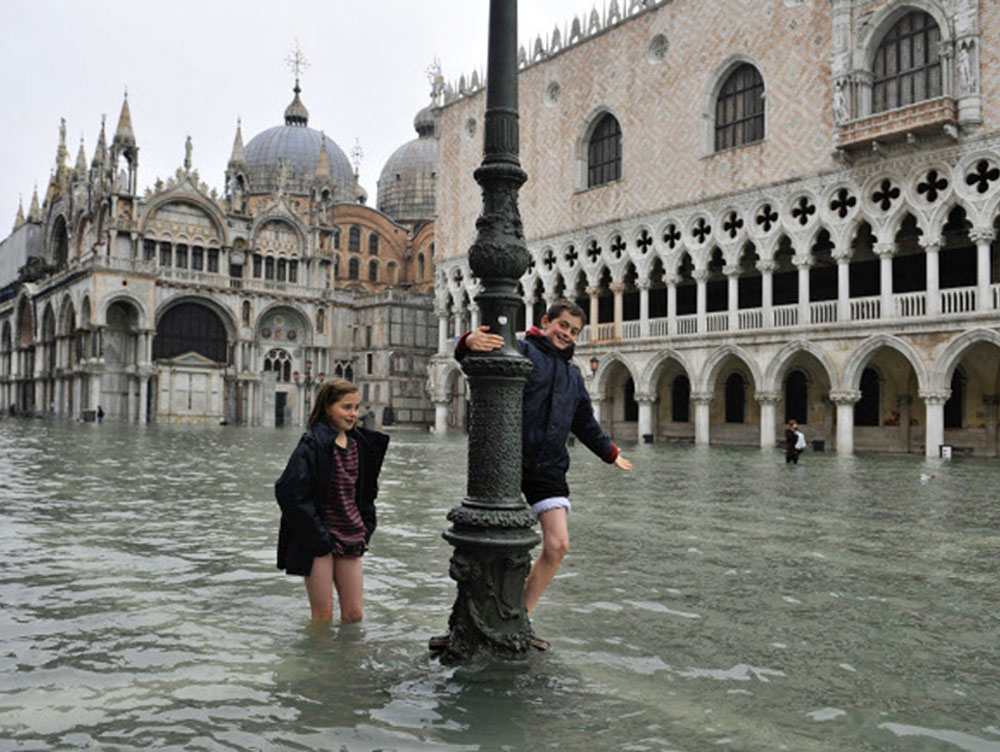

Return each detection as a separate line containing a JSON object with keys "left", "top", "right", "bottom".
{"left": 274, "top": 422, "right": 389, "bottom": 576}
{"left": 456, "top": 327, "right": 618, "bottom": 501}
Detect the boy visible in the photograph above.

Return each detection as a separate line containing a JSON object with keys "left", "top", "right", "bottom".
{"left": 458, "top": 299, "right": 633, "bottom": 646}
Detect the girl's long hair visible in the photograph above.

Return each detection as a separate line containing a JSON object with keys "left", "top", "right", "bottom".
{"left": 308, "top": 378, "right": 360, "bottom": 429}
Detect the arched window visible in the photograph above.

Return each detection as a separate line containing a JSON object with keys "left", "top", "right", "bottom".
{"left": 855, "top": 367, "right": 881, "bottom": 426}
{"left": 587, "top": 113, "right": 622, "bottom": 188}
{"left": 369, "top": 260, "right": 379, "bottom": 282}
{"left": 316, "top": 308, "right": 326, "bottom": 334}
{"left": 724, "top": 372, "right": 746, "bottom": 423}
{"left": 387, "top": 261, "right": 398, "bottom": 284}
{"left": 265, "top": 257, "right": 275, "bottom": 280}
{"left": 241, "top": 301, "right": 251, "bottom": 326}
{"left": 369, "top": 233, "right": 379, "bottom": 255}
{"left": 333, "top": 229, "right": 341, "bottom": 249}
{"left": 784, "top": 369, "right": 808, "bottom": 425}
{"left": 349, "top": 226, "right": 361, "bottom": 252}
{"left": 873, "top": 11, "right": 941, "bottom": 113}
{"left": 348, "top": 258, "right": 359, "bottom": 280}
{"left": 153, "top": 302, "right": 228, "bottom": 364}
{"left": 277, "top": 258, "right": 287, "bottom": 282}
{"left": 715, "top": 64, "right": 764, "bottom": 151}
{"left": 944, "top": 367, "right": 965, "bottom": 429}
{"left": 672, "top": 374, "right": 690, "bottom": 422}
{"left": 417, "top": 253, "right": 425, "bottom": 280}
{"left": 263, "top": 348, "right": 292, "bottom": 382}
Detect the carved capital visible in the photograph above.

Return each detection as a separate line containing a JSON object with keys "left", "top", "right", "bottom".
{"left": 692, "top": 268, "right": 710, "bottom": 283}
{"left": 586, "top": 285, "right": 601, "bottom": 297}
{"left": 919, "top": 388, "right": 952, "bottom": 405}
{"left": 723, "top": 264, "right": 742, "bottom": 278}
{"left": 754, "top": 391, "right": 780, "bottom": 405}
{"left": 690, "top": 390, "right": 714, "bottom": 404}
{"left": 609, "top": 282, "right": 626, "bottom": 294}
{"left": 636, "top": 278, "right": 651, "bottom": 291}
{"left": 829, "top": 389, "right": 862, "bottom": 405}
{"left": 792, "top": 255, "right": 813, "bottom": 269}
{"left": 969, "top": 228, "right": 995, "bottom": 245}
{"left": 919, "top": 236, "right": 943, "bottom": 253}
{"left": 756, "top": 260, "right": 777, "bottom": 274}
{"left": 665, "top": 273, "right": 682, "bottom": 286}
{"left": 874, "top": 242, "right": 895, "bottom": 258}
{"left": 634, "top": 390, "right": 655, "bottom": 404}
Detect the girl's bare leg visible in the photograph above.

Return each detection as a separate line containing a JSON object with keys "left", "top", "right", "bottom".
{"left": 524, "top": 508, "right": 569, "bottom": 617}
{"left": 304, "top": 554, "right": 335, "bottom": 621}
{"left": 333, "top": 556, "right": 364, "bottom": 622}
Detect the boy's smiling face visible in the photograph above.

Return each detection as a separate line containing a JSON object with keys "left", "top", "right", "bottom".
{"left": 540, "top": 310, "right": 584, "bottom": 350}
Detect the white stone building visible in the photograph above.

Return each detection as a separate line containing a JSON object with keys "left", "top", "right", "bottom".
{"left": 427, "top": 0, "right": 1000, "bottom": 458}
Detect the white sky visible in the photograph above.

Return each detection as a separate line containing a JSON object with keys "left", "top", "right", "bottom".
{"left": 0, "top": 0, "right": 595, "bottom": 236}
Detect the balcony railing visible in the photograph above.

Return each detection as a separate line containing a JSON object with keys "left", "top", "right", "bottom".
{"left": 621, "top": 320, "right": 641, "bottom": 340}
{"left": 596, "top": 322, "right": 616, "bottom": 341}
{"left": 941, "top": 286, "right": 976, "bottom": 314}
{"left": 773, "top": 304, "right": 797, "bottom": 327}
{"left": 837, "top": 97, "right": 957, "bottom": 151}
{"left": 649, "top": 317, "right": 669, "bottom": 337}
{"left": 706, "top": 312, "right": 728, "bottom": 332}
{"left": 739, "top": 309, "right": 762, "bottom": 330}
{"left": 851, "top": 295, "right": 881, "bottom": 321}
{"left": 810, "top": 300, "right": 838, "bottom": 325}
{"left": 893, "top": 291, "right": 926, "bottom": 318}
{"left": 677, "top": 314, "right": 697, "bottom": 335}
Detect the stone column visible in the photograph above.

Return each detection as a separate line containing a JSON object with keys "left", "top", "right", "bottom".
{"left": 666, "top": 274, "right": 678, "bottom": 336}
{"left": 693, "top": 268, "right": 708, "bottom": 334}
{"left": 755, "top": 391, "right": 779, "bottom": 448}
{"left": 434, "top": 398, "right": 450, "bottom": 434}
{"left": 587, "top": 285, "right": 600, "bottom": 337}
{"left": 436, "top": 308, "right": 449, "bottom": 354}
{"left": 835, "top": 253, "right": 851, "bottom": 321}
{"left": 971, "top": 229, "right": 994, "bottom": 312}
{"left": 139, "top": 376, "right": 148, "bottom": 424}
{"left": 452, "top": 309, "right": 463, "bottom": 339}
{"left": 610, "top": 281, "right": 625, "bottom": 339}
{"left": 90, "top": 371, "right": 102, "bottom": 413}
{"left": 590, "top": 396, "right": 603, "bottom": 425}
{"left": 691, "top": 390, "right": 713, "bottom": 446}
{"left": 757, "top": 260, "right": 775, "bottom": 328}
{"left": 922, "top": 239, "right": 941, "bottom": 316}
{"left": 469, "top": 303, "right": 481, "bottom": 331}
{"left": 795, "top": 255, "right": 812, "bottom": 326}
{"left": 830, "top": 390, "right": 860, "bottom": 455}
{"left": 638, "top": 279, "right": 650, "bottom": 337}
{"left": 524, "top": 298, "right": 534, "bottom": 331}
{"left": 920, "top": 389, "right": 950, "bottom": 458}
{"left": 724, "top": 265, "right": 739, "bottom": 330}
{"left": 636, "top": 391, "right": 655, "bottom": 442}
{"left": 898, "top": 394, "right": 913, "bottom": 453}
{"left": 875, "top": 242, "right": 895, "bottom": 319}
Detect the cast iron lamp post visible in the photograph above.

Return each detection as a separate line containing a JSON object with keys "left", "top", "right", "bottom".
{"left": 434, "top": 0, "right": 540, "bottom": 663}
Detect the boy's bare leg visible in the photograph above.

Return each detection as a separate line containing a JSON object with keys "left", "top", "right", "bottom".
{"left": 304, "top": 554, "right": 335, "bottom": 621}
{"left": 525, "top": 508, "right": 570, "bottom": 617}
{"left": 333, "top": 556, "right": 364, "bottom": 622}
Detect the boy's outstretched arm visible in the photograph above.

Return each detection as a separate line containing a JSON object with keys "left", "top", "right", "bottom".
{"left": 455, "top": 325, "right": 505, "bottom": 360}
{"left": 614, "top": 454, "right": 634, "bottom": 471}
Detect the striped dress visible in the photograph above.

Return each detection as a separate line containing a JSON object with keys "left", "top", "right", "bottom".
{"left": 320, "top": 437, "right": 367, "bottom": 557}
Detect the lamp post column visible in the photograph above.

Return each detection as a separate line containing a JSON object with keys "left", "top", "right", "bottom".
{"left": 438, "top": 0, "right": 540, "bottom": 663}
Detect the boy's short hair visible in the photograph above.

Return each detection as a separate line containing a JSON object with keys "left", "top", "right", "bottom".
{"left": 545, "top": 298, "right": 587, "bottom": 326}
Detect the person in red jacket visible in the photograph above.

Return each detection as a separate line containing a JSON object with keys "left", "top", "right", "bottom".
{"left": 458, "top": 299, "right": 633, "bottom": 646}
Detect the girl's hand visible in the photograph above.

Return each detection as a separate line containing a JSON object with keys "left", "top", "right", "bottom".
{"left": 466, "top": 325, "right": 505, "bottom": 352}
{"left": 614, "top": 455, "right": 633, "bottom": 471}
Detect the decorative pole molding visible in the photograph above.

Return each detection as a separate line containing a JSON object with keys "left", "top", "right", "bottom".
{"left": 436, "top": 0, "right": 540, "bottom": 663}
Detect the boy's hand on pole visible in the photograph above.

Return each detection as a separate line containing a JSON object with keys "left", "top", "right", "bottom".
{"left": 466, "top": 325, "right": 505, "bottom": 352}
{"left": 614, "top": 455, "right": 633, "bottom": 471}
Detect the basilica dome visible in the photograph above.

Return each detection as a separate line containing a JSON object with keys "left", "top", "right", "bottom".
{"left": 377, "top": 104, "right": 439, "bottom": 222}
{"left": 244, "top": 83, "right": 356, "bottom": 199}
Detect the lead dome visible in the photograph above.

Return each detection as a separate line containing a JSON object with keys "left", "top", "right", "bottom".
{"left": 377, "top": 104, "right": 439, "bottom": 222}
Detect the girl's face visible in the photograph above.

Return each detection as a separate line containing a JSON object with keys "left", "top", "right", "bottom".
{"left": 326, "top": 391, "right": 361, "bottom": 433}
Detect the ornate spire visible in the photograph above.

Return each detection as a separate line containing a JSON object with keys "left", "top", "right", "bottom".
{"left": 91, "top": 115, "right": 108, "bottom": 169}
{"left": 74, "top": 137, "right": 88, "bottom": 175}
{"left": 314, "top": 132, "right": 330, "bottom": 178}
{"left": 28, "top": 185, "right": 41, "bottom": 222}
{"left": 228, "top": 118, "right": 246, "bottom": 167}
{"left": 284, "top": 41, "right": 310, "bottom": 126}
{"left": 55, "top": 117, "right": 68, "bottom": 171}
{"left": 14, "top": 196, "right": 25, "bottom": 230}
{"left": 113, "top": 90, "right": 135, "bottom": 148}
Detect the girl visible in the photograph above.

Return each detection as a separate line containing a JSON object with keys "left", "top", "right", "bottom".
{"left": 275, "top": 379, "right": 389, "bottom": 622}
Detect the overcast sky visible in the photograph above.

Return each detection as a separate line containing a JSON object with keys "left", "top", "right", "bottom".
{"left": 0, "top": 0, "right": 595, "bottom": 236}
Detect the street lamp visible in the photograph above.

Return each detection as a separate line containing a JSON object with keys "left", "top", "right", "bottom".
{"left": 435, "top": 0, "right": 540, "bottom": 663}
{"left": 589, "top": 356, "right": 600, "bottom": 375}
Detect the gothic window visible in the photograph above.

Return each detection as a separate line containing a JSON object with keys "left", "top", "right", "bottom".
{"left": 143, "top": 239, "right": 156, "bottom": 261}
{"left": 855, "top": 367, "right": 881, "bottom": 426}
{"left": 369, "top": 233, "right": 379, "bottom": 255}
{"left": 253, "top": 254, "right": 262, "bottom": 278}
{"left": 348, "top": 258, "right": 359, "bottom": 280}
{"left": 175, "top": 244, "right": 188, "bottom": 268}
{"left": 369, "top": 260, "right": 379, "bottom": 282}
{"left": 872, "top": 11, "right": 941, "bottom": 113}
{"left": 265, "top": 257, "right": 275, "bottom": 280}
{"left": 289, "top": 260, "right": 298, "bottom": 283}
{"left": 191, "top": 246, "right": 204, "bottom": 271}
{"left": 724, "top": 372, "right": 746, "bottom": 423}
{"left": 944, "top": 367, "right": 965, "bottom": 429}
{"left": 263, "top": 348, "right": 292, "bottom": 382}
{"left": 153, "top": 302, "right": 228, "bottom": 364}
{"left": 784, "top": 369, "right": 808, "bottom": 425}
{"left": 672, "top": 374, "right": 690, "bottom": 422}
{"left": 587, "top": 113, "right": 622, "bottom": 188}
{"left": 277, "top": 258, "right": 287, "bottom": 282}
{"left": 159, "top": 242, "right": 171, "bottom": 267}
{"left": 207, "top": 248, "right": 219, "bottom": 273}
{"left": 715, "top": 64, "right": 764, "bottom": 151}
{"left": 349, "top": 226, "right": 361, "bottom": 252}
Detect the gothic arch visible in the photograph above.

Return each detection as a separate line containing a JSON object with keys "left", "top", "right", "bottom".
{"left": 702, "top": 54, "right": 767, "bottom": 154}
{"left": 575, "top": 106, "right": 624, "bottom": 189}
{"left": 640, "top": 347, "right": 694, "bottom": 393}
{"left": 592, "top": 351, "right": 640, "bottom": 395}
{"left": 251, "top": 214, "right": 308, "bottom": 256}
{"left": 931, "top": 328, "right": 1000, "bottom": 390}
{"left": 764, "top": 339, "right": 838, "bottom": 393}
{"left": 99, "top": 293, "right": 148, "bottom": 328}
{"left": 697, "top": 344, "right": 762, "bottom": 393}
{"left": 841, "top": 333, "right": 929, "bottom": 392}
{"left": 255, "top": 303, "right": 313, "bottom": 345}
{"left": 857, "top": 1, "right": 953, "bottom": 69}
{"left": 155, "top": 294, "right": 237, "bottom": 342}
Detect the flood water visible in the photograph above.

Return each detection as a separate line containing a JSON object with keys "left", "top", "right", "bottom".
{"left": 0, "top": 419, "right": 998, "bottom": 751}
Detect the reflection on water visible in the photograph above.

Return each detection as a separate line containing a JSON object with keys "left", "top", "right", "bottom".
{"left": 0, "top": 420, "right": 998, "bottom": 751}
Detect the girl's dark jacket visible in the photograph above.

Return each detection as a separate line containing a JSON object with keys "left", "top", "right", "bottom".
{"left": 456, "top": 327, "right": 618, "bottom": 503}
{"left": 274, "top": 422, "right": 389, "bottom": 576}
